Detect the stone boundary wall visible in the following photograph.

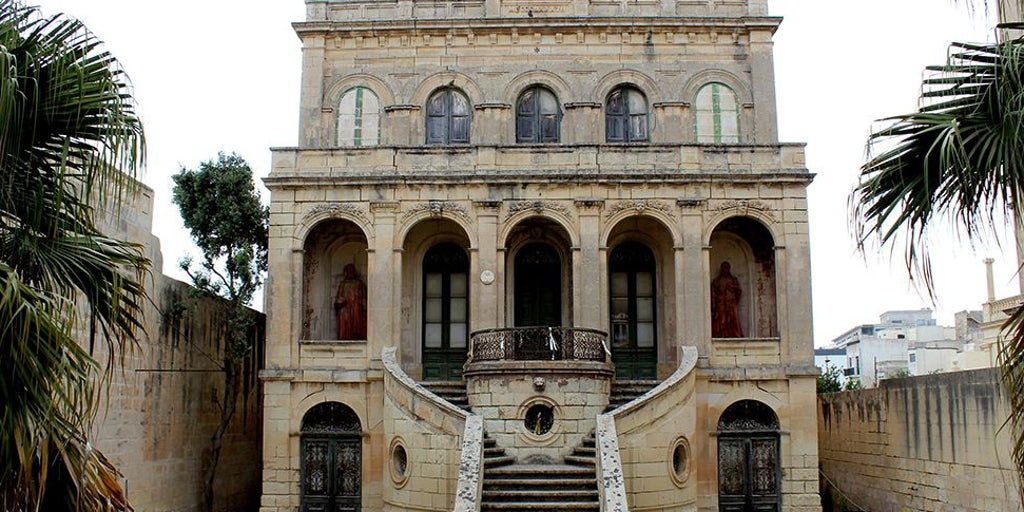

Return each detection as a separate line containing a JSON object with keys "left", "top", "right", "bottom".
{"left": 607, "top": 346, "right": 699, "bottom": 512}
{"left": 89, "top": 183, "right": 264, "bottom": 512}
{"left": 382, "top": 347, "right": 469, "bottom": 512}
{"left": 818, "top": 369, "right": 1022, "bottom": 512}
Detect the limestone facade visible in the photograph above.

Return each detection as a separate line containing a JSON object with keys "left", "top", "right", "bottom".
{"left": 259, "top": 0, "right": 820, "bottom": 511}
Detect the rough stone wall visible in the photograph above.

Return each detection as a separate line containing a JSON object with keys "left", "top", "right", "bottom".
{"left": 88, "top": 184, "right": 264, "bottom": 512}
{"left": 818, "top": 369, "right": 1022, "bottom": 512}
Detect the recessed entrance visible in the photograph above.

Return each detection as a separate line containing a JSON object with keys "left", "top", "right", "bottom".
{"left": 608, "top": 241, "right": 657, "bottom": 380}
{"left": 717, "top": 400, "right": 780, "bottom": 512}
{"left": 300, "top": 402, "right": 362, "bottom": 512}
{"left": 514, "top": 242, "right": 562, "bottom": 327}
{"left": 421, "top": 242, "right": 470, "bottom": 381}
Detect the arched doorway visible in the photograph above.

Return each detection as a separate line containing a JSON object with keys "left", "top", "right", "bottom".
{"left": 514, "top": 242, "right": 562, "bottom": 327}
{"left": 717, "top": 400, "right": 780, "bottom": 512}
{"left": 301, "top": 402, "right": 362, "bottom": 512}
{"left": 609, "top": 241, "right": 657, "bottom": 379}
{"left": 422, "top": 242, "right": 470, "bottom": 380}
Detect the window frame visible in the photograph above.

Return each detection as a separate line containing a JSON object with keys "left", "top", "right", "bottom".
{"left": 605, "top": 86, "right": 649, "bottom": 143}
{"left": 694, "top": 82, "right": 740, "bottom": 144}
{"left": 425, "top": 87, "right": 471, "bottom": 145}
{"left": 516, "top": 86, "right": 561, "bottom": 143}
{"left": 337, "top": 86, "right": 381, "bottom": 147}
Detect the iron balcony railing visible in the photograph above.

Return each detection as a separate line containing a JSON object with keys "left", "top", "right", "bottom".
{"left": 469, "top": 326, "right": 609, "bottom": 363}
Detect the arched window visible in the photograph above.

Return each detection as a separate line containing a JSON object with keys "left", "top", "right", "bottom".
{"left": 338, "top": 87, "right": 380, "bottom": 147}
{"left": 695, "top": 82, "right": 739, "bottom": 143}
{"left": 605, "top": 86, "right": 648, "bottom": 143}
{"left": 516, "top": 86, "right": 560, "bottom": 143}
{"left": 426, "top": 88, "right": 471, "bottom": 144}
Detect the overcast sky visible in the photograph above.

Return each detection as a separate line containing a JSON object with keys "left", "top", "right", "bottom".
{"left": 31, "top": 0, "right": 1018, "bottom": 345}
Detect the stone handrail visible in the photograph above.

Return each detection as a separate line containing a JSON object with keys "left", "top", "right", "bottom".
{"left": 452, "top": 415, "right": 484, "bottom": 512}
{"left": 595, "top": 345, "right": 699, "bottom": 512}
{"left": 382, "top": 346, "right": 468, "bottom": 431}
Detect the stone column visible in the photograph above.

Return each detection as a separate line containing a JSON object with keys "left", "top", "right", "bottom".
{"left": 564, "top": 102, "right": 602, "bottom": 144}
{"left": 475, "top": 103, "right": 512, "bottom": 145}
{"left": 369, "top": 202, "right": 399, "bottom": 358}
{"left": 748, "top": 29, "right": 778, "bottom": 143}
{"left": 298, "top": 35, "right": 326, "bottom": 148}
{"left": 679, "top": 203, "right": 707, "bottom": 354}
{"left": 575, "top": 199, "right": 604, "bottom": 328}
{"left": 474, "top": 201, "right": 502, "bottom": 329}
{"left": 652, "top": 102, "right": 688, "bottom": 144}
{"left": 383, "top": 105, "right": 419, "bottom": 146}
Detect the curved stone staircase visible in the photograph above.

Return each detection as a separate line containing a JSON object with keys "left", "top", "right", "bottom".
{"left": 480, "top": 432, "right": 599, "bottom": 512}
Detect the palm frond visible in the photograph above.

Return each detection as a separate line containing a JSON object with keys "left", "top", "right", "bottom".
{"left": 853, "top": 27, "right": 1024, "bottom": 503}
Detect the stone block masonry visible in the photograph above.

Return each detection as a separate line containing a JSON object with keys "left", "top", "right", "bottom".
{"left": 817, "top": 369, "right": 1021, "bottom": 512}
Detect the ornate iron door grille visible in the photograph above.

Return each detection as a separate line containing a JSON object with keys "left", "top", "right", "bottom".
{"left": 301, "top": 436, "right": 361, "bottom": 512}
{"left": 717, "top": 435, "right": 779, "bottom": 512}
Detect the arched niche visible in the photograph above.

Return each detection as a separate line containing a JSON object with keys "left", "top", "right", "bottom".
{"left": 400, "top": 217, "right": 472, "bottom": 379}
{"left": 708, "top": 216, "right": 777, "bottom": 338}
{"left": 303, "top": 219, "right": 369, "bottom": 340}
{"left": 605, "top": 216, "right": 676, "bottom": 379}
{"left": 504, "top": 217, "right": 574, "bottom": 328}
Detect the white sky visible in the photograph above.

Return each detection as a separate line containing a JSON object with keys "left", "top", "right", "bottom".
{"left": 31, "top": 0, "right": 1020, "bottom": 345}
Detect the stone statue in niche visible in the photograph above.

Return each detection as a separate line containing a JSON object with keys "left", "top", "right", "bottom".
{"left": 334, "top": 264, "right": 367, "bottom": 340}
{"left": 711, "top": 261, "right": 743, "bottom": 338}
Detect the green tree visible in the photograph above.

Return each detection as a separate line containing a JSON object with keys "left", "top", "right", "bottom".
{"left": 0, "top": 1, "right": 148, "bottom": 510}
{"left": 851, "top": 6, "right": 1024, "bottom": 499}
{"left": 817, "top": 363, "right": 843, "bottom": 393}
{"left": 172, "top": 152, "right": 268, "bottom": 512}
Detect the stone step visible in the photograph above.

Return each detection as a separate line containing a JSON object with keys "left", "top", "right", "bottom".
{"left": 483, "top": 455, "right": 516, "bottom": 468}
{"left": 482, "top": 478, "right": 597, "bottom": 489}
{"left": 563, "top": 455, "right": 595, "bottom": 467}
{"left": 571, "top": 446, "right": 596, "bottom": 457}
{"left": 484, "top": 446, "right": 507, "bottom": 456}
{"left": 485, "top": 464, "right": 593, "bottom": 478}
{"left": 482, "top": 490, "right": 598, "bottom": 502}
{"left": 480, "top": 502, "right": 599, "bottom": 512}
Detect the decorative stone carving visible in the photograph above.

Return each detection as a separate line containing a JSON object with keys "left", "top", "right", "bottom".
{"left": 605, "top": 200, "right": 672, "bottom": 218}
{"left": 403, "top": 200, "right": 469, "bottom": 221}
{"left": 715, "top": 199, "right": 777, "bottom": 219}
{"left": 305, "top": 203, "right": 369, "bottom": 223}
{"left": 504, "top": 200, "right": 572, "bottom": 221}
{"left": 676, "top": 198, "right": 706, "bottom": 209}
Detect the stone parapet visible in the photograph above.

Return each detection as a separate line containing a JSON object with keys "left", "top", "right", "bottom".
{"left": 268, "top": 143, "right": 809, "bottom": 186}
{"left": 382, "top": 347, "right": 469, "bottom": 512}
{"left": 604, "top": 346, "right": 699, "bottom": 512}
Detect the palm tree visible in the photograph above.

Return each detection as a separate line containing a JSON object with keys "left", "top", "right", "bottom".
{"left": 850, "top": 14, "right": 1024, "bottom": 502}
{"left": 0, "top": 1, "right": 148, "bottom": 510}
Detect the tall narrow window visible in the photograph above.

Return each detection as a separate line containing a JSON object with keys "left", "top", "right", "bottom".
{"left": 517, "top": 86, "right": 560, "bottom": 143}
{"left": 695, "top": 82, "right": 739, "bottom": 143}
{"left": 426, "top": 88, "right": 471, "bottom": 145}
{"left": 338, "top": 87, "right": 380, "bottom": 147}
{"left": 609, "top": 242, "right": 657, "bottom": 379}
{"left": 606, "top": 86, "right": 648, "bottom": 143}
{"left": 422, "top": 243, "right": 470, "bottom": 380}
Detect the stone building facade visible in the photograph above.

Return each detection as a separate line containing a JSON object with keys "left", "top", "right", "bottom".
{"left": 259, "top": 0, "right": 820, "bottom": 511}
